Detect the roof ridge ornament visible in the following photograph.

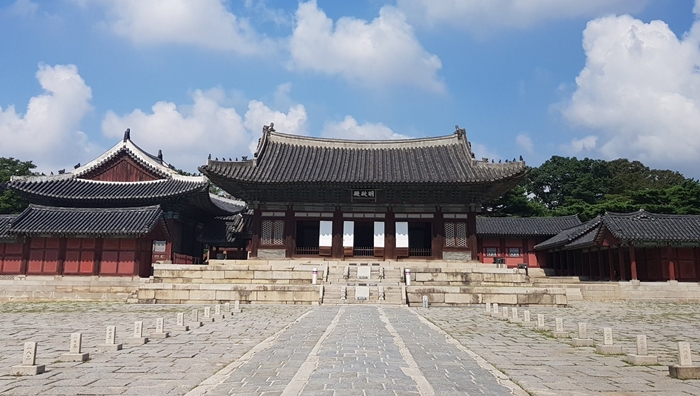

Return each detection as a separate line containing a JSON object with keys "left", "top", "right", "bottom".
{"left": 123, "top": 128, "right": 131, "bottom": 142}
{"left": 454, "top": 125, "right": 466, "bottom": 139}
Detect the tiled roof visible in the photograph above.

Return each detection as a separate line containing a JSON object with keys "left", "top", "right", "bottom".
{"left": 603, "top": 210, "right": 700, "bottom": 243}
{"left": 0, "top": 214, "right": 18, "bottom": 240}
{"left": 9, "top": 205, "right": 164, "bottom": 237}
{"left": 200, "top": 129, "right": 527, "bottom": 185}
{"left": 7, "top": 178, "right": 208, "bottom": 204}
{"left": 535, "top": 210, "right": 700, "bottom": 251}
{"left": 71, "top": 129, "right": 187, "bottom": 180}
{"left": 534, "top": 216, "right": 602, "bottom": 250}
{"left": 476, "top": 215, "right": 581, "bottom": 237}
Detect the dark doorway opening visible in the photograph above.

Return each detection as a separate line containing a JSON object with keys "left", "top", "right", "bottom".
{"left": 409, "top": 222, "right": 432, "bottom": 257}
{"left": 295, "top": 221, "right": 319, "bottom": 255}
{"left": 354, "top": 221, "right": 374, "bottom": 257}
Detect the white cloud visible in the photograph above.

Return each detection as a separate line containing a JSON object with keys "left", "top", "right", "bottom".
{"left": 515, "top": 134, "right": 533, "bottom": 154}
{"left": 244, "top": 99, "right": 308, "bottom": 153}
{"left": 289, "top": 0, "right": 443, "bottom": 91}
{"left": 321, "top": 116, "right": 410, "bottom": 140}
{"left": 397, "top": 0, "right": 645, "bottom": 32}
{"left": 562, "top": 12, "right": 700, "bottom": 168}
{"left": 0, "top": 64, "right": 98, "bottom": 171}
{"left": 9, "top": 0, "right": 38, "bottom": 16}
{"left": 102, "top": 87, "right": 307, "bottom": 171}
{"left": 96, "top": 0, "right": 273, "bottom": 55}
{"left": 102, "top": 88, "right": 250, "bottom": 171}
{"left": 470, "top": 142, "right": 499, "bottom": 163}
{"left": 562, "top": 135, "right": 598, "bottom": 154}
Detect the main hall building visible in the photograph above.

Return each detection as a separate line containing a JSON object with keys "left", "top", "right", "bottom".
{"left": 200, "top": 125, "right": 528, "bottom": 261}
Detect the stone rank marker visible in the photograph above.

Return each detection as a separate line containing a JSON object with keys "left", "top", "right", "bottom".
{"left": 508, "top": 307, "right": 521, "bottom": 323}
{"left": 501, "top": 306, "right": 509, "bottom": 319}
{"left": 99, "top": 325, "right": 123, "bottom": 351}
{"left": 422, "top": 295, "right": 429, "bottom": 308}
{"left": 150, "top": 318, "right": 170, "bottom": 339}
{"left": 595, "top": 327, "right": 623, "bottom": 355}
{"left": 232, "top": 300, "right": 242, "bottom": 313}
{"left": 490, "top": 303, "right": 499, "bottom": 317}
{"left": 212, "top": 304, "right": 226, "bottom": 320}
{"left": 126, "top": 321, "right": 149, "bottom": 345}
{"left": 10, "top": 342, "right": 45, "bottom": 376}
{"left": 536, "top": 314, "right": 546, "bottom": 329}
{"left": 521, "top": 310, "right": 535, "bottom": 327}
{"left": 203, "top": 307, "right": 215, "bottom": 322}
{"left": 624, "top": 335, "right": 657, "bottom": 365}
{"left": 553, "top": 318, "right": 569, "bottom": 338}
{"left": 669, "top": 342, "right": 700, "bottom": 379}
{"left": 571, "top": 323, "right": 594, "bottom": 347}
{"left": 484, "top": 302, "right": 491, "bottom": 314}
{"left": 60, "top": 333, "right": 89, "bottom": 362}
{"left": 189, "top": 309, "right": 203, "bottom": 328}
{"left": 174, "top": 313, "right": 190, "bottom": 331}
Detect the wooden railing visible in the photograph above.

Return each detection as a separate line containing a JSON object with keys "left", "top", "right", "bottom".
{"left": 353, "top": 247, "right": 374, "bottom": 257}
{"left": 173, "top": 253, "right": 200, "bottom": 264}
{"left": 409, "top": 248, "right": 432, "bottom": 257}
{"left": 295, "top": 247, "right": 320, "bottom": 256}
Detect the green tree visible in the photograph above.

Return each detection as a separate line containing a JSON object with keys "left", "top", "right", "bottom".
{"left": 0, "top": 157, "right": 37, "bottom": 214}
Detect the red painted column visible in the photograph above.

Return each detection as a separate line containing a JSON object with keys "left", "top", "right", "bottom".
{"left": 522, "top": 238, "right": 530, "bottom": 265}
{"left": 431, "top": 209, "right": 444, "bottom": 260}
{"left": 385, "top": 209, "right": 396, "bottom": 261}
{"left": 467, "top": 211, "right": 477, "bottom": 260}
{"left": 284, "top": 207, "right": 295, "bottom": 258}
{"left": 250, "top": 208, "right": 261, "bottom": 258}
{"left": 629, "top": 245, "right": 638, "bottom": 280}
{"left": 587, "top": 251, "right": 593, "bottom": 278}
{"left": 608, "top": 248, "right": 615, "bottom": 280}
{"left": 597, "top": 248, "right": 603, "bottom": 280}
{"left": 668, "top": 245, "right": 676, "bottom": 281}
{"left": 618, "top": 246, "right": 627, "bottom": 281}
{"left": 332, "top": 207, "right": 343, "bottom": 259}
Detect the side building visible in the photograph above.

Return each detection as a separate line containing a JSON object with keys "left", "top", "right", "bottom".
{"left": 200, "top": 124, "right": 527, "bottom": 261}
{"left": 535, "top": 210, "right": 700, "bottom": 282}
{"left": 0, "top": 129, "right": 244, "bottom": 277}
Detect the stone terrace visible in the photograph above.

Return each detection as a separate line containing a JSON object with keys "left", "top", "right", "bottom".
{"left": 0, "top": 302, "right": 699, "bottom": 395}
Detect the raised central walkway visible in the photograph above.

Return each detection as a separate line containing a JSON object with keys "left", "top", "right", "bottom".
{"left": 189, "top": 306, "right": 518, "bottom": 396}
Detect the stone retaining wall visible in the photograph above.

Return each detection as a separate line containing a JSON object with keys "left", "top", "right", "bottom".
{"left": 137, "top": 283, "right": 321, "bottom": 305}
{"left": 0, "top": 275, "right": 141, "bottom": 301}
{"left": 407, "top": 285, "right": 567, "bottom": 307}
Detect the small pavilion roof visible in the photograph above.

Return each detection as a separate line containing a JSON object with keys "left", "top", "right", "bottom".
{"left": 8, "top": 205, "right": 165, "bottom": 238}
{"left": 7, "top": 130, "right": 243, "bottom": 217}
{"left": 476, "top": 215, "right": 581, "bottom": 237}
{"left": 534, "top": 217, "right": 602, "bottom": 250}
{"left": 200, "top": 126, "right": 527, "bottom": 186}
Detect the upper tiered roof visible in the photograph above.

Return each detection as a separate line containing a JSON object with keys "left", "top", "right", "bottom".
{"left": 7, "top": 129, "right": 244, "bottom": 216}
{"left": 201, "top": 125, "right": 527, "bottom": 186}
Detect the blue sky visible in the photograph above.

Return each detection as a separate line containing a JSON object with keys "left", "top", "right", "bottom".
{"left": 1, "top": 0, "right": 699, "bottom": 178}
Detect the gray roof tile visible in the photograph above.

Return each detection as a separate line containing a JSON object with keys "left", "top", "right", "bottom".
{"left": 9, "top": 205, "right": 164, "bottom": 237}
{"left": 200, "top": 130, "right": 527, "bottom": 185}
{"left": 476, "top": 215, "right": 581, "bottom": 237}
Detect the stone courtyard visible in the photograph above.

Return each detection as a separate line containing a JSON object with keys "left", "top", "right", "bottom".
{"left": 0, "top": 301, "right": 699, "bottom": 395}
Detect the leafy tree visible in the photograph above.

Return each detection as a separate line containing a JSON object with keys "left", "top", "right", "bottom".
{"left": 482, "top": 184, "right": 547, "bottom": 217}
{"left": 0, "top": 158, "right": 37, "bottom": 214}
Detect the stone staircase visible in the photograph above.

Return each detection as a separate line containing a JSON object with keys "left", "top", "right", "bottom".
{"left": 321, "top": 262, "right": 404, "bottom": 305}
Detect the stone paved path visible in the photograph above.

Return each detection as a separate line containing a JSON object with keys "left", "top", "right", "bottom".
{"left": 1, "top": 301, "right": 700, "bottom": 395}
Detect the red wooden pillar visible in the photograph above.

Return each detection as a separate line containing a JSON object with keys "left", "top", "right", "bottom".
{"left": 552, "top": 251, "right": 558, "bottom": 276}
{"left": 284, "top": 207, "right": 295, "bottom": 258}
{"left": 618, "top": 246, "right": 627, "bottom": 281}
{"left": 667, "top": 245, "right": 676, "bottom": 281}
{"left": 385, "top": 209, "right": 396, "bottom": 261}
{"left": 332, "top": 207, "right": 343, "bottom": 259}
{"left": 608, "top": 248, "right": 615, "bottom": 280}
{"left": 521, "top": 238, "right": 530, "bottom": 265}
{"left": 467, "top": 211, "right": 477, "bottom": 259}
{"left": 629, "top": 245, "right": 638, "bottom": 280}
{"left": 586, "top": 251, "right": 593, "bottom": 278}
{"left": 596, "top": 248, "right": 603, "bottom": 280}
{"left": 250, "top": 209, "right": 261, "bottom": 258}
{"left": 431, "top": 209, "right": 444, "bottom": 260}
